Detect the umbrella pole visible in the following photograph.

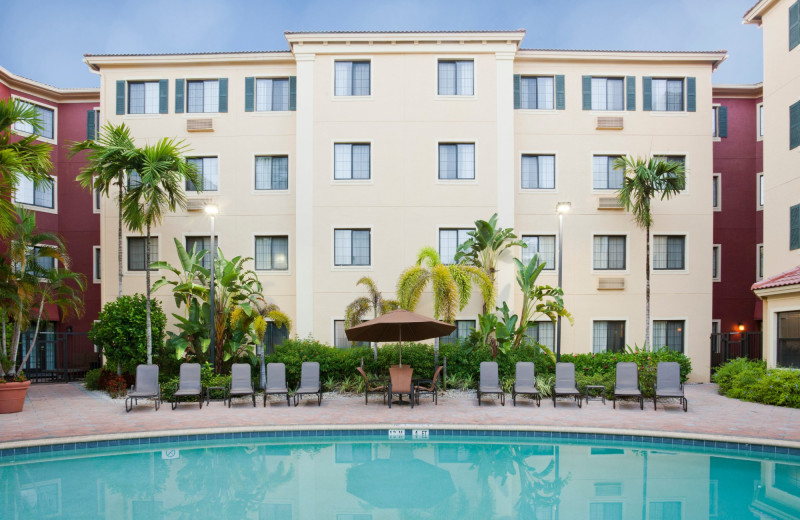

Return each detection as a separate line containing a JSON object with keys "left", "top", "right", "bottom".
{"left": 399, "top": 329, "right": 402, "bottom": 367}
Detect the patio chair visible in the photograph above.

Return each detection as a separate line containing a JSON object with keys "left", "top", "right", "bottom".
{"left": 613, "top": 362, "right": 643, "bottom": 410}
{"left": 512, "top": 362, "right": 540, "bottom": 407}
{"left": 552, "top": 362, "right": 582, "bottom": 408}
{"left": 356, "top": 367, "right": 387, "bottom": 405}
{"left": 171, "top": 362, "right": 203, "bottom": 410}
{"left": 228, "top": 363, "right": 256, "bottom": 408}
{"left": 654, "top": 362, "right": 687, "bottom": 412}
{"left": 478, "top": 361, "right": 505, "bottom": 406}
{"left": 388, "top": 365, "right": 414, "bottom": 408}
{"left": 415, "top": 365, "right": 444, "bottom": 405}
{"left": 294, "top": 362, "right": 322, "bottom": 407}
{"left": 263, "top": 362, "right": 290, "bottom": 407}
{"left": 125, "top": 364, "right": 161, "bottom": 412}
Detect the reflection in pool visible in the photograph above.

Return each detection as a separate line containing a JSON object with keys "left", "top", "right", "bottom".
{"left": 2, "top": 436, "right": 799, "bottom": 519}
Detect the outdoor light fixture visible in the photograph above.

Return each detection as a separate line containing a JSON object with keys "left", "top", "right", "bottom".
{"left": 206, "top": 204, "right": 219, "bottom": 371}
{"left": 556, "top": 202, "right": 572, "bottom": 362}
{"left": 556, "top": 202, "right": 572, "bottom": 214}
{"left": 204, "top": 204, "right": 219, "bottom": 216}
{"left": 738, "top": 323, "right": 745, "bottom": 332}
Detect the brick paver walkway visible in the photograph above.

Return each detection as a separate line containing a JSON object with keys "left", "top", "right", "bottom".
{"left": 2, "top": 382, "right": 799, "bottom": 447}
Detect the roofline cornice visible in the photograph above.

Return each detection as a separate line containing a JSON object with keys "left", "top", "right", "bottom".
{"left": 284, "top": 30, "right": 526, "bottom": 51}
{"left": 743, "top": 0, "right": 780, "bottom": 25}
{"left": 712, "top": 82, "right": 763, "bottom": 98}
{"left": 83, "top": 52, "right": 295, "bottom": 71}
{"left": 0, "top": 65, "right": 98, "bottom": 103}
{"left": 516, "top": 49, "right": 728, "bottom": 70}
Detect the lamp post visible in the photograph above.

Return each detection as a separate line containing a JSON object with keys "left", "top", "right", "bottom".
{"left": 556, "top": 202, "right": 571, "bottom": 362}
{"left": 205, "top": 204, "right": 218, "bottom": 372}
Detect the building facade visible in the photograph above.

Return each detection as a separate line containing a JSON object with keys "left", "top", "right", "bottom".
{"left": 1, "top": 65, "right": 101, "bottom": 334}
{"left": 745, "top": 0, "right": 800, "bottom": 369}
{"left": 85, "top": 31, "right": 725, "bottom": 381}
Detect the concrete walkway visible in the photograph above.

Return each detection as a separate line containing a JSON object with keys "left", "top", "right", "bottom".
{"left": 2, "top": 382, "right": 799, "bottom": 447}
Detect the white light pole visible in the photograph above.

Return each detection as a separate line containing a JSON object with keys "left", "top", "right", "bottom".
{"left": 205, "top": 204, "right": 218, "bottom": 372}
{"left": 556, "top": 202, "right": 571, "bottom": 362}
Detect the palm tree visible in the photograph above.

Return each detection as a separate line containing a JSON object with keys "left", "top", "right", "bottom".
{"left": 71, "top": 123, "right": 137, "bottom": 298}
{"left": 0, "top": 98, "right": 54, "bottom": 237}
{"left": 344, "top": 276, "right": 399, "bottom": 359}
{"left": 615, "top": 156, "right": 685, "bottom": 347}
{"left": 122, "top": 138, "right": 199, "bottom": 364}
{"left": 454, "top": 213, "right": 525, "bottom": 293}
{"left": 396, "top": 246, "right": 494, "bottom": 323}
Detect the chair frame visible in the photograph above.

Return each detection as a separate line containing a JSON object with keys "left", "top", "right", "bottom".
{"left": 613, "top": 362, "right": 643, "bottom": 410}
{"left": 263, "top": 362, "right": 291, "bottom": 407}
{"left": 388, "top": 366, "right": 414, "bottom": 409}
{"left": 552, "top": 362, "right": 582, "bottom": 408}
{"left": 228, "top": 363, "right": 256, "bottom": 408}
{"left": 478, "top": 361, "right": 505, "bottom": 406}
{"left": 356, "top": 367, "right": 387, "bottom": 405}
{"left": 294, "top": 362, "right": 323, "bottom": 407}
{"left": 512, "top": 362, "right": 540, "bottom": 407}
{"left": 415, "top": 365, "right": 443, "bottom": 405}
{"left": 171, "top": 363, "right": 203, "bottom": 410}
{"left": 125, "top": 364, "right": 161, "bottom": 413}
{"left": 654, "top": 362, "right": 688, "bottom": 412}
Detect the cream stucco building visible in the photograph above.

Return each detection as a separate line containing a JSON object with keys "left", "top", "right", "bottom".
{"left": 84, "top": 31, "right": 725, "bottom": 381}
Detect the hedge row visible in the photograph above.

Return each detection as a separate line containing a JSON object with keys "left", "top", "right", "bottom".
{"left": 712, "top": 358, "right": 800, "bottom": 408}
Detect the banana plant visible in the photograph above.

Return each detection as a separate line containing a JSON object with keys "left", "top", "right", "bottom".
{"left": 512, "top": 254, "right": 573, "bottom": 349}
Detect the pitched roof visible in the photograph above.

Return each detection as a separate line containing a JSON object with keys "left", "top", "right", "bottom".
{"left": 752, "top": 265, "right": 800, "bottom": 291}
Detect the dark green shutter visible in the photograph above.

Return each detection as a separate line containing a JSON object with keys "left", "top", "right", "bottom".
{"left": 289, "top": 76, "right": 296, "bottom": 111}
{"left": 686, "top": 77, "right": 696, "bottom": 112}
{"left": 582, "top": 76, "right": 592, "bottom": 110}
{"left": 513, "top": 74, "right": 521, "bottom": 109}
{"left": 86, "top": 110, "right": 96, "bottom": 140}
{"left": 158, "top": 79, "right": 168, "bottom": 114}
{"left": 116, "top": 80, "right": 125, "bottom": 115}
{"left": 791, "top": 100, "right": 800, "bottom": 150}
{"left": 218, "top": 78, "right": 228, "bottom": 113}
{"left": 555, "top": 75, "right": 565, "bottom": 110}
{"left": 642, "top": 77, "right": 652, "bottom": 111}
{"left": 626, "top": 76, "right": 636, "bottom": 111}
{"left": 175, "top": 79, "right": 185, "bottom": 114}
{"left": 790, "top": 1, "right": 800, "bottom": 50}
{"left": 791, "top": 204, "right": 800, "bottom": 250}
{"left": 244, "top": 77, "right": 255, "bottom": 112}
{"left": 719, "top": 106, "right": 728, "bottom": 138}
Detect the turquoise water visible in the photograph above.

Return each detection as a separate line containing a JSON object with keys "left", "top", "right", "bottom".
{"left": 2, "top": 435, "right": 799, "bottom": 519}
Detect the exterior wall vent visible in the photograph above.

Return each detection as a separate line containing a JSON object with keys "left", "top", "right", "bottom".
{"left": 598, "top": 197, "right": 625, "bottom": 210}
{"left": 186, "top": 199, "right": 211, "bottom": 212}
{"left": 596, "top": 116, "right": 624, "bottom": 130}
{"left": 187, "top": 118, "right": 214, "bottom": 132}
{"left": 597, "top": 277, "right": 625, "bottom": 290}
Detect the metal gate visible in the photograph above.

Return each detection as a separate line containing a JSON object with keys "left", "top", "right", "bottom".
{"left": 710, "top": 331, "right": 762, "bottom": 375}
{"left": 17, "top": 332, "right": 101, "bottom": 383}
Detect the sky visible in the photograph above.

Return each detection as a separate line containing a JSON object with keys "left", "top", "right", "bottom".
{"left": 0, "top": 0, "right": 762, "bottom": 88}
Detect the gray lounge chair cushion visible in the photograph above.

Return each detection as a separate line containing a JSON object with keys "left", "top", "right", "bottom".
{"left": 514, "top": 362, "right": 539, "bottom": 394}
{"left": 614, "top": 388, "right": 641, "bottom": 396}
{"left": 230, "top": 363, "right": 254, "bottom": 394}
{"left": 265, "top": 363, "right": 288, "bottom": 394}
{"left": 174, "top": 363, "right": 202, "bottom": 396}
{"left": 615, "top": 362, "right": 641, "bottom": 395}
{"left": 128, "top": 365, "right": 159, "bottom": 397}
{"left": 656, "top": 362, "right": 683, "bottom": 396}
{"left": 554, "top": 363, "right": 579, "bottom": 394}
{"left": 479, "top": 362, "right": 502, "bottom": 392}
{"left": 296, "top": 362, "right": 320, "bottom": 393}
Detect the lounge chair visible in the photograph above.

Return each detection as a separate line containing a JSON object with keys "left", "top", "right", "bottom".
{"left": 613, "top": 362, "right": 643, "bottom": 409}
{"left": 388, "top": 365, "right": 414, "bottom": 408}
{"left": 125, "top": 364, "right": 161, "bottom": 412}
{"left": 552, "top": 362, "right": 582, "bottom": 408}
{"left": 415, "top": 365, "right": 443, "bottom": 405}
{"left": 294, "top": 362, "right": 322, "bottom": 406}
{"left": 512, "top": 362, "right": 540, "bottom": 407}
{"left": 171, "top": 362, "right": 203, "bottom": 410}
{"left": 263, "top": 362, "right": 290, "bottom": 407}
{"left": 654, "top": 362, "right": 687, "bottom": 412}
{"left": 478, "top": 361, "right": 505, "bottom": 406}
{"left": 228, "top": 363, "right": 256, "bottom": 408}
{"left": 356, "top": 367, "right": 387, "bottom": 405}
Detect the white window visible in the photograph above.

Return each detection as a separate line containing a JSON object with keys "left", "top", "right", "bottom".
{"left": 712, "top": 244, "right": 721, "bottom": 281}
{"left": 15, "top": 176, "right": 54, "bottom": 209}
{"left": 127, "top": 237, "right": 159, "bottom": 271}
{"left": 758, "top": 174, "right": 764, "bottom": 208}
{"left": 335, "top": 61, "right": 370, "bottom": 96}
{"left": 593, "top": 236, "right": 626, "bottom": 270}
{"left": 440, "top": 320, "right": 476, "bottom": 345}
{"left": 187, "top": 80, "right": 219, "bottom": 113}
{"left": 93, "top": 246, "right": 101, "bottom": 284}
{"left": 521, "top": 155, "right": 555, "bottom": 189}
{"left": 439, "top": 228, "right": 472, "bottom": 265}
{"left": 13, "top": 101, "right": 55, "bottom": 140}
{"left": 333, "top": 320, "right": 369, "bottom": 349}
{"left": 525, "top": 321, "right": 555, "bottom": 350}
{"left": 592, "top": 155, "right": 624, "bottom": 190}
{"left": 185, "top": 236, "right": 217, "bottom": 269}
{"left": 93, "top": 184, "right": 102, "bottom": 213}
{"left": 591, "top": 77, "right": 624, "bottom": 110}
{"left": 439, "top": 143, "right": 475, "bottom": 180}
{"left": 519, "top": 76, "right": 554, "bottom": 109}
{"left": 438, "top": 60, "right": 474, "bottom": 96}
{"left": 256, "top": 78, "right": 289, "bottom": 111}
{"left": 712, "top": 174, "right": 721, "bottom": 210}
{"left": 651, "top": 79, "right": 684, "bottom": 111}
{"left": 521, "top": 235, "right": 556, "bottom": 269}
{"left": 334, "top": 229, "right": 370, "bottom": 266}
{"left": 128, "top": 81, "right": 159, "bottom": 114}
{"left": 757, "top": 244, "right": 764, "bottom": 281}
{"left": 592, "top": 321, "right": 626, "bottom": 353}
{"left": 758, "top": 103, "right": 764, "bottom": 138}
{"left": 186, "top": 157, "right": 218, "bottom": 191}
{"left": 334, "top": 144, "right": 370, "bottom": 180}
{"left": 713, "top": 106, "right": 720, "bottom": 137}
{"left": 711, "top": 320, "right": 721, "bottom": 353}
{"left": 653, "top": 235, "right": 686, "bottom": 270}
{"left": 653, "top": 320, "right": 685, "bottom": 353}
{"left": 255, "top": 156, "right": 288, "bottom": 190}
{"left": 255, "top": 236, "right": 289, "bottom": 271}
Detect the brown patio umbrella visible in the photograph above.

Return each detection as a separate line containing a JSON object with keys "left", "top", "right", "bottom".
{"left": 345, "top": 309, "right": 456, "bottom": 366}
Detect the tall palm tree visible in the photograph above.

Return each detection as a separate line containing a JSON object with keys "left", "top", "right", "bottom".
{"left": 0, "top": 98, "right": 54, "bottom": 237}
{"left": 122, "top": 138, "right": 199, "bottom": 364}
{"left": 344, "top": 276, "right": 399, "bottom": 359}
{"left": 71, "top": 123, "right": 137, "bottom": 298}
{"left": 615, "top": 155, "right": 685, "bottom": 348}
{"left": 396, "top": 247, "right": 494, "bottom": 323}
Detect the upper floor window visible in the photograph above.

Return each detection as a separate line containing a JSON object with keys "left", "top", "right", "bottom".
{"left": 712, "top": 244, "right": 721, "bottom": 281}
{"left": 758, "top": 174, "right": 765, "bottom": 208}
{"left": 185, "top": 236, "right": 216, "bottom": 269}
{"left": 186, "top": 157, "right": 218, "bottom": 192}
{"left": 590, "top": 77, "right": 624, "bottom": 110}
{"left": 14, "top": 101, "right": 54, "bottom": 140}
{"left": 653, "top": 235, "right": 686, "bottom": 270}
{"left": 15, "top": 176, "right": 54, "bottom": 209}
{"left": 592, "top": 320, "right": 625, "bottom": 353}
{"left": 713, "top": 106, "right": 727, "bottom": 138}
{"left": 712, "top": 174, "right": 721, "bottom": 210}
{"left": 255, "top": 236, "right": 289, "bottom": 271}
{"left": 791, "top": 203, "right": 800, "bottom": 251}
{"left": 651, "top": 78, "right": 684, "bottom": 111}
{"left": 653, "top": 320, "right": 685, "bottom": 353}
{"left": 256, "top": 78, "right": 289, "bottom": 111}
{"left": 335, "top": 61, "right": 370, "bottom": 96}
{"left": 593, "top": 235, "right": 626, "bottom": 270}
{"left": 757, "top": 244, "right": 764, "bottom": 281}
{"left": 255, "top": 156, "right": 288, "bottom": 190}
{"left": 187, "top": 80, "right": 219, "bottom": 113}
{"left": 440, "top": 320, "right": 476, "bottom": 345}
{"left": 438, "top": 60, "right": 474, "bottom": 96}
{"left": 521, "top": 235, "right": 555, "bottom": 269}
{"left": 439, "top": 143, "right": 475, "bottom": 180}
{"left": 519, "top": 76, "right": 554, "bottom": 109}
{"left": 439, "top": 228, "right": 472, "bottom": 265}
{"left": 790, "top": 0, "right": 800, "bottom": 51}
{"left": 654, "top": 155, "right": 686, "bottom": 190}
{"left": 521, "top": 155, "right": 555, "bottom": 189}
{"left": 592, "top": 155, "right": 624, "bottom": 190}
{"left": 93, "top": 246, "right": 101, "bottom": 283}
{"left": 127, "top": 237, "right": 159, "bottom": 271}
{"left": 334, "top": 229, "right": 370, "bottom": 266}
{"left": 758, "top": 104, "right": 764, "bottom": 138}
{"left": 127, "top": 170, "right": 142, "bottom": 190}
{"left": 334, "top": 144, "right": 370, "bottom": 180}
{"left": 790, "top": 100, "right": 800, "bottom": 150}
{"left": 128, "top": 81, "right": 160, "bottom": 114}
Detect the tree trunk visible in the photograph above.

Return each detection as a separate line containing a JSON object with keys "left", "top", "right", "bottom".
{"left": 18, "top": 298, "right": 46, "bottom": 371}
{"left": 118, "top": 174, "right": 123, "bottom": 299}
{"left": 645, "top": 225, "right": 651, "bottom": 349}
{"left": 1, "top": 315, "right": 6, "bottom": 376}
{"left": 145, "top": 221, "right": 152, "bottom": 365}
{"left": 9, "top": 319, "right": 21, "bottom": 376}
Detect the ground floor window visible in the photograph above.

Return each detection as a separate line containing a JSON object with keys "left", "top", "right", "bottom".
{"left": 592, "top": 321, "right": 625, "bottom": 353}
{"left": 333, "top": 320, "right": 369, "bottom": 349}
{"left": 777, "top": 311, "right": 800, "bottom": 368}
{"left": 525, "top": 321, "right": 555, "bottom": 350}
{"left": 259, "top": 322, "right": 289, "bottom": 356}
{"left": 653, "top": 320, "right": 685, "bottom": 353}
{"left": 440, "top": 320, "right": 475, "bottom": 345}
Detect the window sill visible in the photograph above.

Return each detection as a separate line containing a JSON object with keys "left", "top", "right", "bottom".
{"left": 435, "top": 95, "right": 477, "bottom": 101}
{"left": 12, "top": 129, "right": 56, "bottom": 145}
{"left": 246, "top": 111, "right": 294, "bottom": 117}
{"left": 123, "top": 114, "right": 161, "bottom": 119}
{"left": 331, "top": 95, "right": 374, "bottom": 102}
{"left": 648, "top": 111, "right": 689, "bottom": 116}
{"left": 515, "top": 109, "right": 558, "bottom": 113}
{"left": 436, "top": 178, "right": 478, "bottom": 185}
{"left": 332, "top": 179, "right": 373, "bottom": 186}
{"left": 652, "top": 269, "right": 689, "bottom": 275}
{"left": 14, "top": 202, "right": 57, "bottom": 215}
{"left": 252, "top": 189, "right": 291, "bottom": 195}
{"left": 184, "top": 113, "right": 222, "bottom": 118}
{"left": 332, "top": 265, "right": 373, "bottom": 272}
{"left": 713, "top": 137, "right": 722, "bottom": 142}
{"left": 254, "top": 269, "right": 292, "bottom": 276}
{"left": 520, "top": 187, "right": 557, "bottom": 193}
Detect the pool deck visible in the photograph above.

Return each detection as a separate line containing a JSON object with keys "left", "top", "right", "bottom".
{"left": 2, "top": 382, "right": 799, "bottom": 448}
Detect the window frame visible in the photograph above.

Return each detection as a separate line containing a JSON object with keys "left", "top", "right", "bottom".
{"left": 254, "top": 77, "right": 291, "bottom": 112}
{"left": 333, "top": 60, "right": 371, "bottom": 97}
{"left": 650, "top": 78, "right": 685, "bottom": 112}
{"left": 777, "top": 310, "right": 800, "bottom": 369}
{"left": 652, "top": 319, "right": 686, "bottom": 353}
{"left": 524, "top": 320, "right": 555, "bottom": 350}
{"left": 520, "top": 153, "right": 557, "bottom": 190}
{"left": 332, "top": 228, "right": 372, "bottom": 268}
{"left": 254, "top": 235, "right": 290, "bottom": 272}
{"left": 712, "top": 244, "right": 721, "bottom": 282}
{"left": 437, "top": 142, "right": 476, "bottom": 181}
{"left": 591, "top": 154, "right": 625, "bottom": 191}
{"left": 92, "top": 246, "right": 101, "bottom": 284}
{"left": 757, "top": 103, "right": 764, "bottom": 141}
{"left": 758, "top": 173, "right": 765, "bottom": 210}
{"left": 592, "top": 234, "right": 627, "bottom": 271}
{"left": 439, "top": 319, "right": 477, "bottom": 345}
{"left": 185, "top": 79, "right": 221, "bottom": 114}
{"left": 712, "top": 173, "right": 721, "bottom": 211}
{"left": 712, "top": 104, "right": 721, "bottom": 140}
{"left": 438, "top": 228, "right": 473, "bottom": 265}
{"left": 757, "top": 243, "right": 764, "bottom": 281}
{"left": 591, "top": 320, "right": 627, "bottom": 353}
{"left": 521, "top": 234, "right": 556, "bottom": 270}
{"left": 11, "top": 96, "right": 57, "bottom": 144}
{"left": 333, "top": 319, "right": 370, "bottom": 349}
{"left": 437, "top": 59, "right": 475, "bottom": 97}
{"left": 184, "top": 235, "right": 219, "bottom": 270}
{"left": 185, "top": 156, "right": 220, "bottom": 193}
{"left": 126, "top": 80, "right": 160, "bottom": 115}
{"left": 254, "top": 155, "right": 289, "bottom": 191}
{"left": 125, "top": 236, "right": 160, "bottom": 273}
{"left": 652, "top": 234, "right": 687, "bottom": 272}
{"left": 590, "top": 76, "right": 626, "bottom": 111}
{"left": 333, "top": 142, "right": 372, "bottom": 181}
{"left": 13, "top": 174, "right": 57, "bottom": 214}
{"left": 518, "top": 75, "right": 555, "bottom": 110}
{"left": 652, "top": 154, "right": 688, "bottom": 192}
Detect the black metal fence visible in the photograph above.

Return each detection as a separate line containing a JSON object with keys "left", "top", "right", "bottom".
{"left": 710, "top": 331, "right": 762, "bottom": 375}
{"left": 16, "top": 332, "right": 101, "bottom": 383}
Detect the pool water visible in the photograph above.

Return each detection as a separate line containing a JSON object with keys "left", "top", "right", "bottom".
{"left": 1, "top": 434, "right": 799, "bottom": 519}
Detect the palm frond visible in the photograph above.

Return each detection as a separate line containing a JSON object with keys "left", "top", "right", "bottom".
{"left": 396, "top": 265, "right": 430, "bottom": 311}
{"left": 430, "top": 264, "right": 458, "bottom": 322}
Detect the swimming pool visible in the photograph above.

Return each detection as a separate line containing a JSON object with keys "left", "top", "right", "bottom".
{"left": 2, "top": 430, "right": 799, "bottom": 519}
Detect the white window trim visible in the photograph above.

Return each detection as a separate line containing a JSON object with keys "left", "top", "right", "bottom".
{"left": 587, "top": 76, "right": 627, "bottom": 113}
{"left": 123, "top": 234, "right": 162, "bottom": 275}
{"left": 13, "top": 175, "right": 58, "bottom": 215}
{"left": 252, "top": 77, "right": 293, "bottom": 114}
{"left": 11, "top": 95, "right": 58, "bottom": 145}
{"left": 651, "top": 233, "right": 689, "bottom": 275}
{"left": 590, "top": 232, "right": 630, "bottom": 274}
{"left": 757, "top": 102, "right": 764, "bottom": 141}
{"left": 251, "top": 152, "right": 292, "bottom": 195}
{"left": 590, "top": 318, "right": 628, "bottom": 353}
{"left": 756, "top": 243, "right": 764, "bottom": 281}
{"left": 331, "top": 226, "right": 373, "bottom": 271}
{"left": 437, "top": 226, "right": 474, "bottom": 265}
{"left": 757, "top": 173, "right": 764, "bottom": 211}
{"left": 331, "top": 140, "right": 374, "bottom": 185}
{"left": 648, "top": 77, "right": 688, "bottom": 113}
{"left": 185, "top": 78, "right": 222, "bottom": 115}
{"left": 712, "top": 103, "right": 722, "bottom": 142}
{"left": 650, "top": 317, "right": 689, "bottom": 353}
{"left": 652, "top": 152, "right": 690, "bottom": 194}
{"left": 331, "top": 58, "right": 373, "bottom": 101}
{"left": 251, "top": 232, "right": 292, "bottom": 275}
{"left": 123, "top": 79, "right": 162, "bottom": 117}
{"left": 436, "top": 140, "right": 479, "bottom": 184}
{"left": 92, "top": 246, "right": 101, "bottom": 284}
{"left": 712, "top": 244, "right": 721, "bottom": 282}
{"left": 515, "top": 73, "right": 558, "bottom": 112}
{"left": 520, "top": 232, "right": 559, "bottom": 272}
{"left": 185, "top": 154, "right": 222, "bottom": 195}
{"left": 181, "top": 232, "right": 222, "bottom": 259}
{"left": 589, "top": 151, "right": 628, "bottom": 193}
{"left": 519, "top": 151, "right": 559, "bottom": 192}
{"left": 434, "top": 57, "right": 478, "bottom": 100}
{"left": 712, "top": 173, "right": 722, "bottom": 212}
{"left": 770, "top": 304, "right": 800, "bottom": 368}
{"left": 93, "top": 174, "right": 102, "bottom": 214}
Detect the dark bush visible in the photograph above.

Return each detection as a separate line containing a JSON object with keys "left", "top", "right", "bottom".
{"left": 84, "top": 368, "right": 102, "bottom": 390}
{"left": 712, "top": 358, "right": 800, "bottom": 408}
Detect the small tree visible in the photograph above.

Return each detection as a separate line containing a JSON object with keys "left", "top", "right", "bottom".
{"left": 344, "top": 276, "right": 399, "bottom": 360}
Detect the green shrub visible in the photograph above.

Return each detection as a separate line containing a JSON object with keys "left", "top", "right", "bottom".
{"left": 712, "top": 358, "right": 766, "bottom": 395}
{"left": 748, "top": 370, "right": 800, "bottom": 408}
{"left": 84, "top": 368, "right": 102, "bottom": 390}
{"left": 712, "top": 358, "right": 800, "bottom": 408}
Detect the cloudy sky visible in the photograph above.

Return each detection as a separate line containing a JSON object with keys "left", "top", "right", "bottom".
{"left": 0, "top": 0, "right": 762, "bottom": 88}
